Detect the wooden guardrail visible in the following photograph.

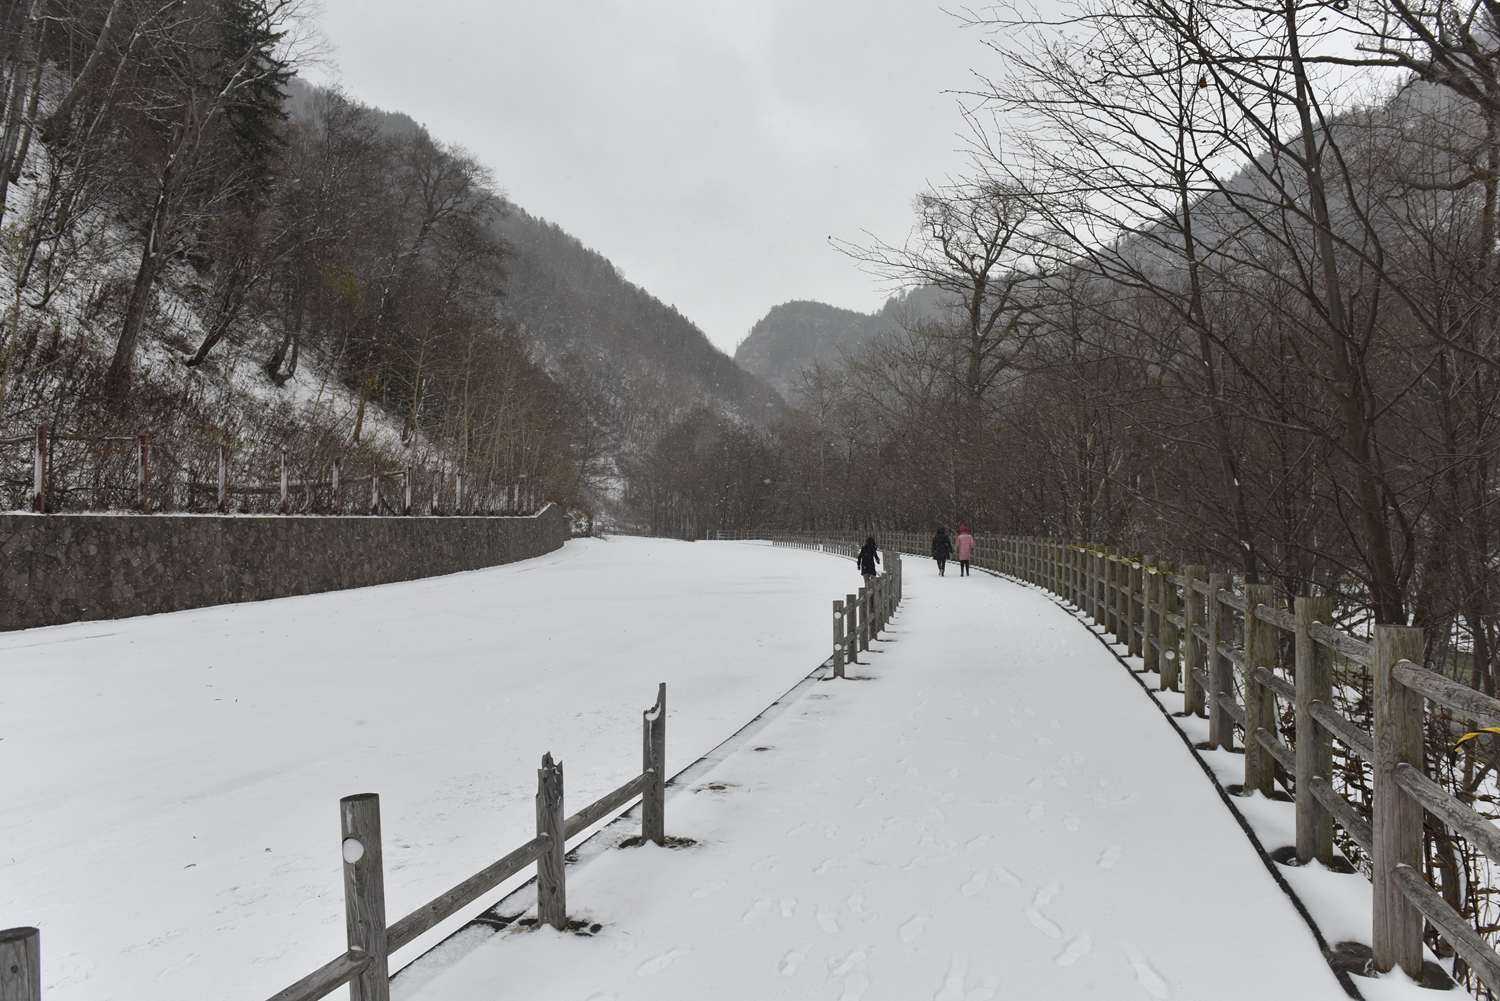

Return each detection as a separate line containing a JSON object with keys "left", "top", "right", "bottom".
{"left": 765, "top": 537, "right": 903, "bottom": 677}
{"left": 1, "top": 685, "right": 669, "bottom": 1001}
{"left": 761, "top": 529, "right": 1500, "bottom": 992}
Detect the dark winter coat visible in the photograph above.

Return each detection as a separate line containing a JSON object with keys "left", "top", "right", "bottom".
{"left": 931, "top": 530, "right": 952, "bottom": 561}
{"left": 857, "top": 542, "right": 881, "bottom": 577}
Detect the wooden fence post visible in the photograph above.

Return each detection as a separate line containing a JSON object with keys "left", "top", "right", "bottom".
{"left": 341, "top": 793, "right": 389, "bottom": 1001}
{"left": 455, "top": 471, "right": 463, "bottom": 515}
{"left": 1295, "top": 595, "right": 1335, "bottom": 866}
{"left": 845, "top": 594, "right": 857, "bottom": 666}
{"left": 1242, "top": 583, "right": 1278, "bottom": 797}
{"left": 1128, "top": 560, "right": 1143, "bottom": 658}
{"left": 403, "top": 468, "right": 413, "bottom": 516}
{"left": 218, "top": 444, "right": 229, "bottom": 514}
{"left": 31, "top": 425, "right": 46, "bottom": 513}
{"left": 832, "top": 600, "right": 846, "bottom": 679}
{"left": 370, "top": 469, "right": 380, "bottom": 515}
{"left": 279, "top": 447, "right": 290, "bottom": 514}
{"left": 1182, "top": 567, "right": 1206, "bottom": 715}
{"left": 1143, "top": 568, "right": 1160, "bottom": 674}
{"left": 535, "top": 753, "right": 566, "bottom": 929}
{"left": 1206, "top": 572, "right": 1233, "bottom": 750}
{"left": 137, "top": 436, "right": 149, "bottom": 512}
{"left": 332, "top": 458, "right": 342, "bottom": 515}
{"left": 0, "top": 927, "right": 40, "bottom": 1001}
{"left": 642, "top": 683, "right": 666, "bottom": 845}
{"left": 1159, "top": 565, "right": 1180, "bottom": 692}
{"left": 1372, "top": 624, "right": 1426, "bottom": 978}
{"left": 859, "top": 586, "right": 871, "bottom": 651}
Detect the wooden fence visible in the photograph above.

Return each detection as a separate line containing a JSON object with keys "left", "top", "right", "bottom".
{"left": 0, "top": 685, "right": 669, "bottom": 1001}
{"left": 2, "top": 424, "right": 543, "bottom": 516}
{"left": 766, "top": 537, "right": 904, "bottom": 677}
{"left": 752, "top": 529, "right": 1500, "bottom": 992}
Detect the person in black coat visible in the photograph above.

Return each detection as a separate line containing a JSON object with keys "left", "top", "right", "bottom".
{"left": 932, "top": 526, "right": 953, "bottom": 576}
{"left": 857, "top": 536, "right": 880, "bottom": 586}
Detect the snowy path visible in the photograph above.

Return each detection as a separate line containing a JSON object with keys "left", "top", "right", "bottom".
{"left": 1, "top": 538, "right": 854, "bottom": 1001}
{"left": 400, "top": 562, "right": 1355, "bottom": 1001}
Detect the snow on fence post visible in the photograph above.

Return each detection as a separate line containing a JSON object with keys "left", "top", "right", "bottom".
{"left": 832, "top": 600, "right": 847, "bottom": 679}
{"left": 642, "top": 683, "right": 667, "bottom": 845}
{"left": 369, "top": 470, "right": 379, "bottom": 516}
{"left": 137, "top": 436, "right": 149, "bottom": 512}
{"left": 0, "top": 926, "right": 40, "bottom": 1001}
{"left": 1295, "top": 595, "right": 1335, "bottom": 867}
{"left": 218, "top": 445, "right": 229, "bottom": 514}
{"left": 1242, "top": 583, "right": 1278, "bottom": 797}
{"left": 535, "top": 753, "right": 567, "bottom": 930}
{"left": 1182, "top": 567, "right": 1207, "bottom": 716}
{"left": 844, "top": 594, "right": 857, "bottom": 667}
{"left": 1372, "top": 624, "right": 1426, "bottom": 978}
{"left": 279, "top": 447, "right": 290, "bottom": 514}
{"left": 31, "top": 424, "right": 46, "bottom": 513}
{"left": 332, "top": 458, "right": 342, "bottom": 515}
{"left": 340, "top": 793, "right": 390, "bottom": 1001}
{"left": 403, "top": 468, "right": 412, "bottom": 516}
{"left": 1206, "top": 573, "right": 1234, "bottom": 750}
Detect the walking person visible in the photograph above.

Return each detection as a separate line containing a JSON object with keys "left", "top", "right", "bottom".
{"left": 857, "top": 536, "right": 880, "bottom": 588}
{"left": 956, "top": 525, "right": 974, "bottom": 576}
{"left": 931, "top": 526, "right": 953, "bottom": 576}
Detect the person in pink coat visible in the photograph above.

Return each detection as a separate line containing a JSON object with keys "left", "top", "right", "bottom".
{"left": 956, "top": 525, "right": 975, "bottom": 576}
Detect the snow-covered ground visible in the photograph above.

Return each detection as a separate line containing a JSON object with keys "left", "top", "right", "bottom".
{"left": 1, "top": 538, "right": 854, "bottom": 1001}
{"left": 5, "top": 540, "right": 1453, "bottom": 1001}
{"left": 391, "top": 561, "right": 1364, "bottom": 1001}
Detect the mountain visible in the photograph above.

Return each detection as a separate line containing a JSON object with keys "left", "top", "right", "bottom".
{"left": 734, "top": 287, "right": 944, "bottom": 399}
{"left": 493, "top": 208, "right": 787, "bottom": 444}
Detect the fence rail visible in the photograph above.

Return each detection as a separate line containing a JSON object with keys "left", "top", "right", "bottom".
{"left": 1, "top": 685, "right": 669, "bottom": 1001}
{"left": 751, "top": 529, "right": 1500, "bottom": 994}
{"left": 5, "top": 423, "right": 546, "bottom": 516}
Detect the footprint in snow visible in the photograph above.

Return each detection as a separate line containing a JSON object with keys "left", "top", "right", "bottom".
{"left": 992, "top": 865, "right": 1022, "bottom": 886}
{"left": 847, "top": 894, "right": 864, "bottom": 913}
{"left": 787, "top": 821, "right": 817, "bottom": 837}
{"left": 965, "top": 833, "right": 990, "bottom": 851}
{"left": 840, "top": 968, "right": 871, "bottom": 1001}
{"left": 1055, "top": 934, "right": 1093, "bottom": 967}
{"left": 899, "top": 913, "right": 930, "bottom": 942}
{"left": 826, "top": 825, "right": 839, "bottom": 838}
{"left": 1120, "top": 942, "right": 1170, "bottom": 998}
{"left": 1029, "top": 778, "right": 1044, "bottom": 790}
{"left": 743, "top": 899, "right": 772, "bottom": 924}
{"left": 752, "top": 855, "right": 783, "bottom": 872}
{"left": 961, "top": 870, "right": 988, "bottom": 896}
{"left": 691, "top": 879, "right": 726, "bottom": 899}
{"left": 832, "top": 948, "right": 867, "bottom": 975}
{"left": 780, "top": 947, "right": 808, "bottom": 975}
{"left": 1033, "top": 879, "right": 1060, "bottom": 906}
{"left": 817, "top": 905, "right": 840, "bottom": 933}
{"left": 1025, "top": 907, "right": 1062, "bottom": 939}
{"left": 1098, "top": 846, "right": 1122, "bottom": 869}
{"left": 1064, "top": 814, "right": 1080, "bottom": 832}
{"left": 1028, "top": 803, "right": 1045, "bottom": 820}
{"left": 636, "top": 948, "right": 689, "bottom": 976}
{"left": 780, "top": 898, "right": 797, "bottom": 917}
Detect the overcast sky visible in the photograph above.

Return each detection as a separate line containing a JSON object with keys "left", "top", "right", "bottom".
{"left": 303, "top": 1, "right": 998, "bottom": 354}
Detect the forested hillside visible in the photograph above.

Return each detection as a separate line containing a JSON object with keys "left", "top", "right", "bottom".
{"left": 0, "top": 3, "right": 780, "bottom": 519}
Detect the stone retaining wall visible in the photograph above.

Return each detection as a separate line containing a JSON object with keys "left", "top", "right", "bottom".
{"left": 0, "top": 504, "right": 569, "bottom": 631}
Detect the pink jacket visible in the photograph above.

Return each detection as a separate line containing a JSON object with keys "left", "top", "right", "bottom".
{"left": 956, "top": 532, "right": 974, "bottom": 561}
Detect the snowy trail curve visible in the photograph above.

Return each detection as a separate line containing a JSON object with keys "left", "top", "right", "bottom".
{"left": 399, "top": 559, "right": 1354, "bottom": 1001}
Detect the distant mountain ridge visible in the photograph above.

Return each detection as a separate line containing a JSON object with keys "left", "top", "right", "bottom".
{"left": 735, "top": 288, "right": 944, "bottom": 398}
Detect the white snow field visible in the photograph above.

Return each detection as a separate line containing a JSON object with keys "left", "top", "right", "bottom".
{"left": 3, "top": 539, "right": 1446, "bottom": 1001}
{"left": 393, "top": 560, "right": 1362, "bottom": 1001}
{"left": 1, "top": 538, "right": 854, "bottom": 1001}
